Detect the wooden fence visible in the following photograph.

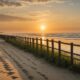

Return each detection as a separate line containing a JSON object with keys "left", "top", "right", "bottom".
{"left": 1, "top": 35, "right": 80, "bottom": 67}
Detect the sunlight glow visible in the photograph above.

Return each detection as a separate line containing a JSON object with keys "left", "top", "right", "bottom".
{"left": 41, "top": 24, "right": 46, "bottom": 31}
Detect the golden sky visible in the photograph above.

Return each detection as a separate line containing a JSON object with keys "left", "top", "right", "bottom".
{"left": 0, "top": 0, "right": 80, "bottom": 33}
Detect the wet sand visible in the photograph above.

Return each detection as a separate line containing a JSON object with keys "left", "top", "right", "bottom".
{"left": 0, "top": 39, "right": 80, "bottom": 80}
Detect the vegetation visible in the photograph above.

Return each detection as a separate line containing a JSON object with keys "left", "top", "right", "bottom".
{"left": 2, "top": 35, "right": 80, "bottom": 73}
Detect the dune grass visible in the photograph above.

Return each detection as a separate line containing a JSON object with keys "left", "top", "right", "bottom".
{"left": 4, "top": 37, "right": 80, "bottom": 73}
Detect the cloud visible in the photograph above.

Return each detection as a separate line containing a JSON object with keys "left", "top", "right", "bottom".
{"left": 0, "top": 14, "right": 38, "bottom": 21}
{"left": 0, "top": 14, "right": 26, "bottom": 21}
{"left": 21, "top": 0, "right": 65, "bottom": 3}
{"left": 22, "top": 0, "right": 50, "bottom": 2}
{"left": 21, "top": 0, "right": 80, "bottom": 5}
{"left": 0, "top": 0, "right": 79, "bottom": 7}
{"left": 0, "top": 0, "right": 71, "bottom": 7}
{"left": 0, "top": 0, "right": 21, "bottom": 6}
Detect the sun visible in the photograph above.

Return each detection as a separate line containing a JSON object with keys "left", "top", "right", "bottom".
{"left": 41, "top": 24, "right": 46, "bottom": 31}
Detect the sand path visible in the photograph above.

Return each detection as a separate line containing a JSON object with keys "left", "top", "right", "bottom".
{"left": 0, "top": 39, "right": 80, "bottom": 80}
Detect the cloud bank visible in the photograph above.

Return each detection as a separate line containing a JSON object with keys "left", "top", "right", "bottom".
{"left": 0, "top": 14, "right": 38, "bottom": 21}
{"left": 0, "top": 0, "right": 79, "bottom": 7}
{"left": 0, "top": 0, "right": 21, "bottom": 6}
{"left": 0, "top": 0, "right": 67, "bottom": 7}
{"left": 0, "top": 14, "right": 26, "bottom": 21}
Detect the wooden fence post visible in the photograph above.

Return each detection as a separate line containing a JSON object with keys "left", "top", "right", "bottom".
{"left": 26, "top": 37, "right": 28, "bottom": 47}
{"left": 71, "top": 43, "right": 74, "bottom": 65}
{"left": 51, "top": 39, "right": 54, "bottom": 62}
{"left": 31, "top": 38, "right": 33, "bottom": 50}
{"left": 28, "top": 38, "right": 30, "bottom": 46}
{"left": 46, "top": 39, "right": 49, "bottom": 57}
{"left": 58, "top": 41, "right": 61, "bottom": 64}
{"left": 28, "top": 38, "right": 30, "bottom": 51}
{"left": 24, "top": 37, "right": 26, "bottom": 45}
{"left": 32, "top": 38, "right": 34, "bottom": 53}
{"left": 27, "top": 37, "right": 29, "bottom": 46}
{"left": 24, "top": 37, "right": 26, "bottom": 49}
{"left": 36, "top": 38, "right": 38, "bottom": 55}
{"left": 40, "top": 38, "right": 42, "bottom": 56}
{"left": 30, "top": 38, "right": 31, "bottom": 47}
{"left": 26, "top": 37, "right": 29, "bottom": 49}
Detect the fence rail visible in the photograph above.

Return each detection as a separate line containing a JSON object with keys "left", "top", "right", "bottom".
{"left": 0, "top": 35, "right": 80, "bottom": 67}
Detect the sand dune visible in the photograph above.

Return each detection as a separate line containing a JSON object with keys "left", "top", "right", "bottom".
{"left": 0, "top": 39, "right": 80, "bottom": 80}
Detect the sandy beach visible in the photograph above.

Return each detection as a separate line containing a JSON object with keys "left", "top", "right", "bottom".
{"left": 0, "top": 39, "right": 80, "bottom": 80}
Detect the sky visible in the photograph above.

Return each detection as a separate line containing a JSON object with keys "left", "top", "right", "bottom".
{"left": 0, "top": 0, "right": 80, "bottom": 33}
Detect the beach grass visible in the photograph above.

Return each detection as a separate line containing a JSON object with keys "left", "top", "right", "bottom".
{"left": 4, "top": 36, "right": 80, "bottom": 73}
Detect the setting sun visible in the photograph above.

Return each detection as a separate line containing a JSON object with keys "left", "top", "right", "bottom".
{"left": 40, "top": 24, "right": 46, "bottom": 31}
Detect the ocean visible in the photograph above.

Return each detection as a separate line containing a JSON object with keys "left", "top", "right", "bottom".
{"left": 14, "top": 33, "right": 80, "bottom": 55}
{"left": 2, "top": 32, "right": 80, "bottom": 59}
{"left": 15, "top": 33, "right": 80, "bottom": 43}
